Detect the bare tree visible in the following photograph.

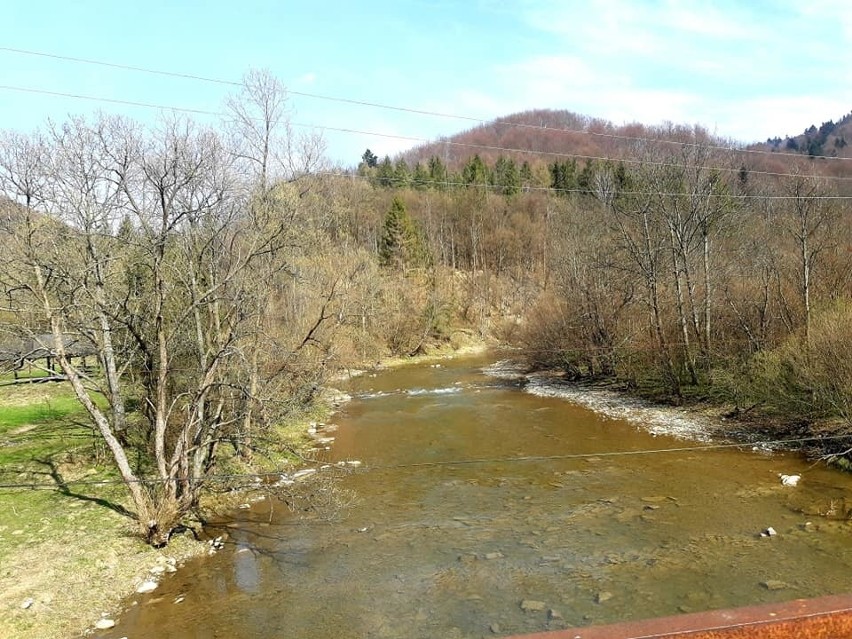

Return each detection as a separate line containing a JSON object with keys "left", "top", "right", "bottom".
{"left": 0, "top": 114, "right": 302, "bottom": 545}
{"left": 596, "top": 159, "right": 681, "bottom": 396}
{"left": 226, "top": 69, "right": 290, "bottom": 190}
{"left": 782, "top": 172, "right": 834, "bottom": 349}
{"left": 226, "top": 69, "right": 326, "bottom": 189}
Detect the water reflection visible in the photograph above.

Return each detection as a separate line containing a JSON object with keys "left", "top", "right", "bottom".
{"left": 233, "top": 546, "right": 259, "bottom": 593}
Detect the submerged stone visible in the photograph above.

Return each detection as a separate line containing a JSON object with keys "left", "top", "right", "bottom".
{"left": 520, "top": 599, "right": 546, "bottom": 612}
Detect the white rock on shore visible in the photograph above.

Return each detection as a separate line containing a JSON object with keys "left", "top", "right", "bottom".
{"left": 292, "top": 468, "right": 318, "bottom": 481}
{"left": 513, "top": 371, "right": 717, "bottom": 442}
{"left": 136, "top": 580, "right": 158, "bottom": 594}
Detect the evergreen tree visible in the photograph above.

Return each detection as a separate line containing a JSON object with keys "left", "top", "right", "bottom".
{"left": 361, "top": 148, "right": 379, "bottom": 168}
{"left": 412, "top": 162, "right": 430, "bottom": 190}
{"left": 550, "top": 159, "right": 577, "bottom": 194}
{"left": 379, "top": 197, "right": 429, "bottom": 271}
{"left": 375, "top": 155, "right": 395, "bottom": 188}
{"left": 520, "top": 160, "right": 533, "bottom": 190}
{"left": 577, "top": 160, "right": 596, "bottom": 192}
{"left": 492, "top": 155, "right": 520, "bottom": 196}
{"left": 393, "top": 158, "right": 411, "bottom": 188}
{"left": 462, "top": 154, "right": 489, "bottom": 188}
{"left": 428, "top": 156, "right": 448, "bottom": 189}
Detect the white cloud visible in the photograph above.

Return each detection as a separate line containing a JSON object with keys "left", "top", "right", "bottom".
{"left": 319, "top": 0, "right": 852, "bottom": 162}
{"left": 525, "top": 0, "right": 663, "bottom": 57}
{"left": 472, "top": 0, "right": 852, "bottom": 144}
{"left": 493, "top": 54, "right": 699, "bottom": 125}
{"left": 447, "top": 49, "right": 852, "bottom": 146}
{"left": 710, "top": 96, "right": 852, "bottom": 143}
{"left": 659, "top": 0, "right": 754, "bottom": 40}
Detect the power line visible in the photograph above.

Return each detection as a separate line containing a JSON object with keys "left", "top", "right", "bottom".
{"left": 0, "top": 433, "right": 847, "bottom": 491}
{"left": 6, "top": 81, "right": 848, "bottom": 188}
{"left": 3, "top": 83, "right": 852, "bottom": 192}
{"left": 0, "top": 84, "right": 225, "bottom": 118}
{"left": 365, "top": 434, "right": 851, "bottom": 471}
{"left": 0, "top": 46, "right": 481, "bottom": 123}
{"left": 2, "top": 83, "right": 852, "bottom": 186}
{"left": 0, "top": 46, "right": 239, "bottom": 87}
{"left": 317, "top": 169, "right": 852, "bottom": 199}
{"left": 2, "top": 46, "right": 851, "bottom": 166}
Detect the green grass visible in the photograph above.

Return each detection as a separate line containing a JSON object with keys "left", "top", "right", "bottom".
{"left": 0, "top": 382, "right": 119, "bottom": 551}
{"left": 0, "top": 381, "right": 207, "bottom": 639}
{"left": 0, "top": 383, "right": 106, "bottom": 483}
{"left": 0, "top": 398, "right": 80, "bottom": 425}
{"left": 0, "top": 376, "right": 338, "bottom": 638}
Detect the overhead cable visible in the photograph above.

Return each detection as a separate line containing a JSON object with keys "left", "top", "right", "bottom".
{"left": 1, "top": 45, "right": 849, "bottom": 165}
{"left": 1, "top": 83, "right": 850, "bottom": 186}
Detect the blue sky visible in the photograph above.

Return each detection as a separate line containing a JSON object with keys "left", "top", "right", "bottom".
{"left": 2, "top": 0, "right": 851, "bottom": 165}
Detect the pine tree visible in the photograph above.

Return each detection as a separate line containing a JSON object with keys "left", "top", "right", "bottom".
{"left": 361, "top": 148, "right": 378, "bottom": 168}
{"left": 550, "top": 159, "right": 577, "bottom": 194}
{"left": 378, "top": 197, "right": 429, "bottom": 271}
{"left": 412, "top": 162, "right": 430, "bottom": 190}
{"left": 393, "top": 158, "right": 411, "bottom": 188}
{"left": 492, "top": 155, "right": 520, "bottom": 196}
{"left": 462, "top": 154, "right": 489, "bottom": 187}
{"left": 375, "top": 156, "right": 395, "bottom": 188}
{"left": 520, "top": 160, "right": 533, "bottom": 191}
{"left": 428, "top": 156, "right": 448, "bottom": 188}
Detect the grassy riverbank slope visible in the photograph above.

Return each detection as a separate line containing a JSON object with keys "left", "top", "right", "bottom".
{"left": 0, "top": 376, "right": 330, "bottom": 639}
{"left": 0, "top": 381, "right": 207, "bottom": 639}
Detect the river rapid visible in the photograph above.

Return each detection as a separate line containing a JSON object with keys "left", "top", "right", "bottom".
{"left": 95, "top": 354, "right": 852, "bottom": 639}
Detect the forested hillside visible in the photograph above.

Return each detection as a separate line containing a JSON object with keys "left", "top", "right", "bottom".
{"left": 757, "top": 111, "right": 852, "bottom": 160}
{"left": 357, "top": 117, "right": 852, "bottom": 462}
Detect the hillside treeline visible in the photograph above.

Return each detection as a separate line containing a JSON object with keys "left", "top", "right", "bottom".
{"left": 363, "top": 125, "right": 852, "bottom": 457}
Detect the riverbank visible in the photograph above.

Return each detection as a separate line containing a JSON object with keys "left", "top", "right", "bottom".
{"left": 485, "top": 359, "right": 849, "bottom": 459}
{"left": 0, "top": 381, "right": 213, "bottom": 639}
{"left": 0, "top": 375, "right": 355, "bottom": 638}
{"left": 0, "top": 336, "right": 490, "bottom": 639}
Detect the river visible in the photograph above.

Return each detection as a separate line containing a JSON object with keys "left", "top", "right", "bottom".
{"left": 96, "top": 354, "right": 852, "bottom": 638}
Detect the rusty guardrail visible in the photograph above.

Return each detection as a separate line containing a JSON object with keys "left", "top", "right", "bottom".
{"left": 506, "top": 593, "right": 852, "bottom": 639}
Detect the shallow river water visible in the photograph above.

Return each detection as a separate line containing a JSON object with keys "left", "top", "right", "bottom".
{"left": 98, "top": 355, "right": 852, "bottom": 639}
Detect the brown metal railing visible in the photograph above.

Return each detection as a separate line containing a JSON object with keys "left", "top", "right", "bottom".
{"left": 506, "top": 593, "right": 852, "bottom": 639}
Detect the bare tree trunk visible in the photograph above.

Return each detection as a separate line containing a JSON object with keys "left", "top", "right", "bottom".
{"left": 35, "top": 266, "right": 153, "bottom": 525}
{"left": 668, "top": 224, "right": 698, "bottom": 384}
{"left": 702, "top": 230, "right": 711, "bottom": 354}
{"left": 802, "top": 226, "right": 811, "bottom": 349}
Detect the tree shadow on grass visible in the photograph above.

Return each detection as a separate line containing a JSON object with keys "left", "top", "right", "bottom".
{"left": 33, "top": 456, "right": 137, "bottom": 520}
